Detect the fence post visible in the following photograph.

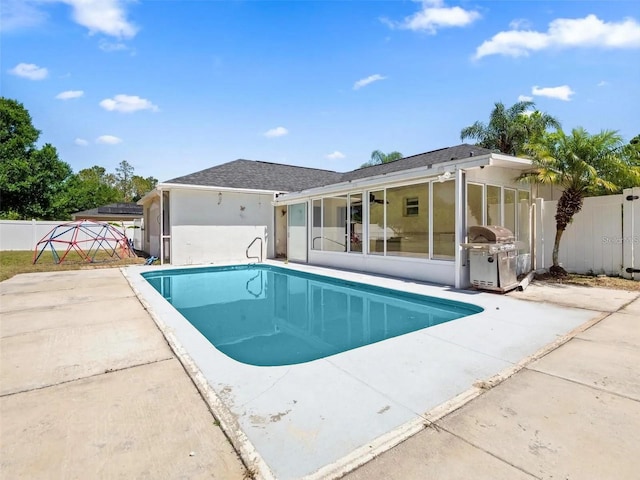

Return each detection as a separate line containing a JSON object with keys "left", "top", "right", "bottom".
{"left": 623, "top": 187, "right": 639, "bottom": 280}
{"left": 535, "top": 197, "right": 545, "bottom": 271}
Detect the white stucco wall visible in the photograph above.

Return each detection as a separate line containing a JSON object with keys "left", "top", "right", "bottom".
{"left": 169, "top": 188, "right": 275, "bottom": 264}
{"left": 307, "top": 251, "right": 456, "bottom": 286}
{"left": 171, "top": 225, "right": 267, "bottom": 265}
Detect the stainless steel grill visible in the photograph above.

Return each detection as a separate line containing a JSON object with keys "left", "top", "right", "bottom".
{"left": 462, "top": 225, "right": 518, "bottom": 293}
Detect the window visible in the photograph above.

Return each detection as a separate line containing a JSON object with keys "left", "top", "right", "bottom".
{"left": 348, "top": 193, "right": 363, "bottom": 253}
{"left": 311, "top": 199, "right": 322, "bottom": 250}
{"left": 467, "top": 183, "right": 483, "bottom": 231}
{"left": 432, "top": 180, "right": 455, "bottom": 259}
{"left": 312, "top": 197, "right": 347, "bottom": 252}
{"left": 404, "top": 197, "right": 419, "bottom": 216}
{"left": 504, "top": 188, "right": 516, "bottom": 235}
{"left": 486, "top": 185, "right": 501, "bottom": 225}
{"left": 368, "top": 190, "right": 385, "bottom": 255}
{"left": 323, "top": 196, "right": 347, "bottom": 252}
{"left": 518, "top": 190, "right": 531, "bottom": 253}
{"left": 386, "top": 184, "right": 429, "bottom": 258}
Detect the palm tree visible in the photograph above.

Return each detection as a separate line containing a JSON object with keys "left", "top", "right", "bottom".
{"left": 461, "top": 101, "right": 560, "bottom": 156}
{"left": 361, "top": 150, "right": 403, "bottom": 168}
{"left": 520, "top": 128, "right": 624, "bottom": 276}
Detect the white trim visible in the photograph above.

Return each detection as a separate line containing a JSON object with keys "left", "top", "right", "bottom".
{"left": 160, "top": 190, "right": 164, "bottom": 265}
{"left": 490, "top": 154, "right": 532, "bottom": 169}
{"left": 138, "top": 188, "right": 159, "bottom": 205}
{"left": 158, "top": 182, "right": 285, "bottom": 196}
{"left": 454, "top": 169, "right": 465, "bottom": 289}
{"left": 276, "top": 156, "right": 497, "bottom": 203}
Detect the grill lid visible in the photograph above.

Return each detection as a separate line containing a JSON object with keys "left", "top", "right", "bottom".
{"left": 468, "top": 225, "right": 515, "bottom": 244}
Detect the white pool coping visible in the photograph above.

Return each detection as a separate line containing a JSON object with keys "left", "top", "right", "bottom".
{"left": 123, "top": 261, "right": 599, "bottom": 480}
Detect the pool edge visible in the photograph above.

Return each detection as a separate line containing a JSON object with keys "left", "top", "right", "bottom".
{"left": 121, "top": 266, "right": 277, "bottom": 480}
{"left": 302, "top": 309, "right": 610, "bottom": 480}
{"left": 121, "top": 263, "right": 606, "bottom": 480}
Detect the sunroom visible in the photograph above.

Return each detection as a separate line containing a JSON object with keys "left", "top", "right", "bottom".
{"left": 275, "top": 148, "right": 534, "bottom": 289}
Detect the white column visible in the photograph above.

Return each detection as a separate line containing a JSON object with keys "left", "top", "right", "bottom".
{"left": 454, "top": 168, "right": 466, "bottom": 289}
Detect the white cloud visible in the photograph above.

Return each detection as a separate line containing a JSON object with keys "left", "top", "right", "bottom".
{"left": 353, "top": 74, "right": 386, "bottom": 90}
{"left": 475, "top": 14, "right": 640, "bottom": 59}
{"left": 74, "top": 138, "right": 89, "bottom": 146}
{"left": 518, "top": 95, "right": 534, "bottom": 102}
{"left": 0, "top": 0, "right": 47, "bottom": 31}
{"left": 509, "top": 19, "right": 532, "bottom": 30}
{"left": 9, "top": 62, "right": 48, "bottom": 80}
{"left": 597, "top": 80, "right": 609, "bottom": 87}
{"left": 263, "top": 126, "right": 289, "bottom": 138}
{"left": 96, "top": 135, "right": 122, "bottom": 144}
{"left": 99, "top": 94, "right": 158, "bottom": 113}
{"left": 56, "top": 90, "right": 84, "bottom": 100}
{"left": 532, "top": 85, "right": 575, "bottom": 101}
{"left": 1, "top": 1, "right": 137, "bottom": 39}
{"left": 385, "top": 0, "right": 480, "bottom": 34}
{"left": 99, "top": 39, "right": 129, "bottom": 52}
{"left": 62, "top": 0, "right": 137, "bottom": 38}
{"left": 326, "top": 151, "right": 345, "bottom": 160}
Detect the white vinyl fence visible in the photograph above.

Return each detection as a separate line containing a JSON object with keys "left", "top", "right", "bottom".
{"left": 0, "top": 220, "right": 139, "bottom": 252}
{"left": 536, "top": 187, "right": 640, "bottom": 279}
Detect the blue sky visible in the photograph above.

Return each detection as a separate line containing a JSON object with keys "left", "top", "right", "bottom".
{"left": 2, "top": 0, "right": 639, "bottom": 182}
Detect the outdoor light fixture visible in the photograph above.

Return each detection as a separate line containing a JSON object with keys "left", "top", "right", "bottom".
{"left": 437, "top": 171, "right": 452, "bottom": 182}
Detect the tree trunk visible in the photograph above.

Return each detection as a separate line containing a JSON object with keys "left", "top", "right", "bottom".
{"left": 551, "top": 187, "right": 584, "bottom": 276}
{"left": 552, "top": 227, "right": 564, "bottom": 268}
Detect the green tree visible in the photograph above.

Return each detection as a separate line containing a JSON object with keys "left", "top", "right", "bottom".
{"left": 0, "top": 97, "right": 72, "bottom": 219}
{"left": 361, "top": 150, "right": 404, "bottom": 168}
{"left": 587, "top": 134, "right": 640, "bottom": 195}
{"left": 115, "top": 160, "right": 135, "bottom": 201}
{"left": 460, "top": 100, "right": 561, "bottom": 156}
{"left": 61, "top": 166, "right": 121, "bottom": 215}
{"left": 131, "top": 175, "right": 158, "bottom": 201}
{"left": 520, "top": 128, "right": 625, "bottom": 275}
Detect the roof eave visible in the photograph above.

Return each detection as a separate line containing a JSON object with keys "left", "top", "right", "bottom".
{"left": 156, "top": 182, "right": 287, "bottom": 195}
{"left": 137, "top": 188, "right": 159, "bottom": 205}
{"left": 275, "top": 154, "right": 492, "bottom": 203}
{"left": 275, "top": 153, "right": 530, "bottom": 203}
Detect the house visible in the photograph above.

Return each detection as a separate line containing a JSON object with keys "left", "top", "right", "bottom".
{"left": 138, "top": 144, "right": 534, "bottom": 288}
{"left": 72, "top": 202, "right": 144, "bottom": 249}
{"left": 137, "top": 160, "right": 342, "bottom": 264}
{"left": 72, "top": 202, "right": 143, "bottom": 222}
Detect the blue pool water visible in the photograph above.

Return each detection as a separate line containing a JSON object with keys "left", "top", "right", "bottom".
{"left": 143, "top": 265, "right": 483, "bottom": 366}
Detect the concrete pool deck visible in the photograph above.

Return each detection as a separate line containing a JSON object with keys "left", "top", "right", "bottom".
{"left": 1, "top": 265, "right": 639, "bottom": 479}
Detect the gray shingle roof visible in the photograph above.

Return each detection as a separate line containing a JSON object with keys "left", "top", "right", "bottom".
{"left": 72, "top": 203, "right": 143, "bottom": 217}
{"left": 165, "top": 159, "right": 343, "bottom": 192}
{"left": 164, "top": 145, "right": 496, "bottom": 193}
{"left": 339, "top": 144, "right": 494, "bottom": 183}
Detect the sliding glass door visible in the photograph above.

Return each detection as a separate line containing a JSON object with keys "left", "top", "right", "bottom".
{"left": 288, "top": 202, "right": 308, "bottom": 262}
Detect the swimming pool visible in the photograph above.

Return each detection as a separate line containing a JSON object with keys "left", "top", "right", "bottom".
{"left": 143, "top": 265, "right": 483, "bottom": 366}
{"left": 127, "top": 261, "right": 596, "bottom": 480}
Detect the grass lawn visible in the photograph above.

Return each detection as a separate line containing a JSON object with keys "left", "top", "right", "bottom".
{"left": 0, "top": 250, "right": 146, "bottom": 283}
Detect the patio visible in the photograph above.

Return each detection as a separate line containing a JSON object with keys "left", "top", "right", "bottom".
{"left": 1, "top": 266, "right": 638, "bottom": 479}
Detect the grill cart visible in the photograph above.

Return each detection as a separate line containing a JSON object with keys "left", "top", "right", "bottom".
{"left": 462, "top": 225, "right": 519, "bottom": 293}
